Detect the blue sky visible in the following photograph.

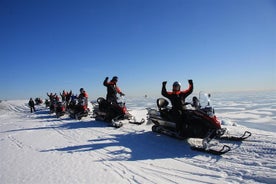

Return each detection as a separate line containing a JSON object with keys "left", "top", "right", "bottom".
{"left": 0, "top": 0, "right": 275, "bottom": 100}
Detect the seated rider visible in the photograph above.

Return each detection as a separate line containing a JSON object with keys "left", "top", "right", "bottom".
{"left": 77, "top": 88, "right": 89, "bottom": 112}
{"left": 161, "top": 80, "right": 194, "bottom": 133}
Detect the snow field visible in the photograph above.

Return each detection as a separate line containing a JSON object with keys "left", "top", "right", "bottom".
{"left": 0, "top": 93, "right": 275, "bottom": 184}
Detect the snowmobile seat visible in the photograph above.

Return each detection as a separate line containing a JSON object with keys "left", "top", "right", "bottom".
{"left": 192, "top": 96, "right": 201, "bottom": 109}
{"left": 157, "top": 98, "right": 177, "bottom": 122}
{"left": 97, "top": 97, "right": 109, "bottom": 111}
{"left": 97, "top": 97, "right": 105, "bottom": 104}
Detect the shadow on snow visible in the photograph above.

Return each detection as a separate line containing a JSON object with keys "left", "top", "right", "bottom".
{"left": 41, "top": 129, "right": 203, "bottom": 161}
{"left": 4, "top": 109, "right": 227, "bottom": 161}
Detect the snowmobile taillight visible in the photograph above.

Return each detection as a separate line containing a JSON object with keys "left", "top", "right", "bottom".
{"left": 122, "top": 106, "right": 127, "bottom": 114}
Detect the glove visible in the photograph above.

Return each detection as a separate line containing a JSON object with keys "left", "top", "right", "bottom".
{"left": 162, "top": 81, "right": 167, "bottom": 86}
{"left": 120, "top": 92, "right": 125, "bottom": 97}
{"left": 188, "top": 79, "right": 193, "bottom": 85}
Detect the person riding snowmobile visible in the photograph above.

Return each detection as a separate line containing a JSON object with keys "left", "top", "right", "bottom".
{"left": 103, "top": 76, "right": 125, "bottom": 105}
{"left": 60, "top": 90, "right": 67, "bottom": 102}
{"left": 69, "top": 88, "right": 89, "bottom": 119}
{"left": 102, "top": 76, "right": 126, "bottom": 122}
{"left": 77, "top": 88, "right": 88, "bottom": 111}
{"left": 161, "top": 79, "right": 194, "bottom": 134}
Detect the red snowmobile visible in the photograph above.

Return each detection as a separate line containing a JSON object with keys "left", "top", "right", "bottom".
{"left": 147, "top": 92, "right": 251, "bottom": 155}
{"left": 55, "top": 101, "right": 66, "bottom": 118}
{"left": 68, "top": 97, "right": 90, "bottom": 120}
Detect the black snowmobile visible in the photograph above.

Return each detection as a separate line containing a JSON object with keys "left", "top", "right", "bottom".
{"left": 92, "top": 97, "right": 145, "bottom": 128}
{"left": 69, "top": 98, "right": 90, "bottom": 120}
{"left": 147, "top": 92, "right": 251, "bottom": 155}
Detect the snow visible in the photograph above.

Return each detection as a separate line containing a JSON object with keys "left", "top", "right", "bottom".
{"left": 1, "top": 92, "right": 276, "bottom": 184}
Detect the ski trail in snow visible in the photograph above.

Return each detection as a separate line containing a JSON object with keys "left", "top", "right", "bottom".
{"left": 8, "top": 135, "right": 24, "bottom": 149}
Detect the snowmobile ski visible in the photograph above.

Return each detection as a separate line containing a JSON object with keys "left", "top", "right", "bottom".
{"left": 111, "top": 120, "right": 123, "bottom": 128}
{"left": 190, "top": 144, "right": 231, "bottom": 155}
{"left": 219, "top": 130, "right": 251, "bottom": 141}
{"left": 95, "top": 116, "right": 123, "bottom": 128}
{"left": 129, "top": 118, "right": 145, "bottom": 125}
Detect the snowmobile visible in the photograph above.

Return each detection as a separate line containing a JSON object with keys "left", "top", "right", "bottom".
{"left": 35, "top": 98, "right": 43, "bottom": 105}
{"left": 45, "top": 99, "right": 50, "bottom": 108}
{"left": 68, "top": 98, "right": 90, "bottom": 120}
{"left": 92, "top": 97, "right": 145, "bottom": 128}
{"left": 49, "top": 99, "right": 56, "bottom": 114}
{"left": 147, "top": 92, "right": 251, "bottom": 155}
{"left": 55, "top": 101, "right": 66, "bottom": 118}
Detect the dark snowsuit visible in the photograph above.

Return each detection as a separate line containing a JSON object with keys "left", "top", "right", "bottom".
{"left": 103, "top": 77, "right": 125, "bottom": 122}
{"left": 103, "top": 77, "right": 123, "bottom": 105}
{"left": 65, "top": 90, "right": 72, "bottom": 107}
{"left": 28, "top": 98, "right": 35, "bottom": 113}
{"left": 161, "top": 80, "right": 194, "bottom": 132}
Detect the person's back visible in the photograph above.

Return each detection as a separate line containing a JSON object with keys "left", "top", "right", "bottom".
{"left": 29, "top": 98, "right": 35, "bottom": 107}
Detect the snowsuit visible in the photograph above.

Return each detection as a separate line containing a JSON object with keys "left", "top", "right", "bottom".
{"left": 60, "top": 91, "right": 67, "bottom": 102}
{"left": 28, "top": 98, "right": 35, "bottom": 113}
{"left": 65, "top": 90, "right": 72, "bottom": 107}
{"left": 77, "top": 91, "right": 88, "bottom": 111}
{"left": 103, "top": 77, "right": 125, "bottom": 122}
{"left": 103, "top": 77, "right": 123, "bottom": 105}
{"left": 161, "top": 80, "right": 194, "bottom": 132}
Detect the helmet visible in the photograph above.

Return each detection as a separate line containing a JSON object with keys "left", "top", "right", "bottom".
{"left": 112, "top": 76, "right": 118, "bottom": 81}
{"left": 173, "top": 81, "right": 181, "bottom": 87}
{"left": 80, "top": 88, "right": 84, "bottom": 92}
{"left": 173, "top": 81, "right": 181, "bottom": 91}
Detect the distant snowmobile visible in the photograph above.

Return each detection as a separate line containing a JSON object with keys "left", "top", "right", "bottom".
{"left": 35, "top": 98, "right": 43, "bottom": 105}
{"left": 147, "top": 92, "right": 251, "bottom": 155}
{"left": 55, "top": 101, "right": 66, "bottom": 118}
{"left": 92, "top": 97, "right": 145, "bottom": 128}
{"left": 49, "top": 99, "right": 56, "bottom": 114}
{"left": 69, "top": 98, "right": 90, "bottom": 120}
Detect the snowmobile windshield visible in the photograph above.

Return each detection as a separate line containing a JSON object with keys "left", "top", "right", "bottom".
{"left": 117, "top": 95, "right": 126, "bottom": 104}
{"left": 199, "top": 92, "right": 212, "bottom": 108}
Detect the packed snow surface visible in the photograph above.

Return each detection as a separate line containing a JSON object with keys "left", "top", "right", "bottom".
{"left": 0, "top": 91, "right": 275, "bottom": 184}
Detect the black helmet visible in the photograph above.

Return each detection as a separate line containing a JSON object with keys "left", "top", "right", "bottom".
{"left": 173, "top": 81, "right": 181, "bottom": 87}
{"left": 173, "top": 81, "right": 181, "bottom": 91}
{"left": 80, "top": 88, "right": 84, "bottom": 92}
{"left": 112, "top": 76, "right": 118, "bottom": 81}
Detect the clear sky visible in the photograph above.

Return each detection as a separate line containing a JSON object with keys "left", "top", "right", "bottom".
{"left": 0, "top": 0, "right": 275, "bottom": 100}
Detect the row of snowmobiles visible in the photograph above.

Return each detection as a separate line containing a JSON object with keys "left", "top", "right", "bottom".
{"left": 46, "top": 94, "right": 144, "bottom": 125}
{"left": 47, "top": 97, "right": 90, "bottom": 119}
{"left": 46, "top": 91, "right": 251, "bottom": 155}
